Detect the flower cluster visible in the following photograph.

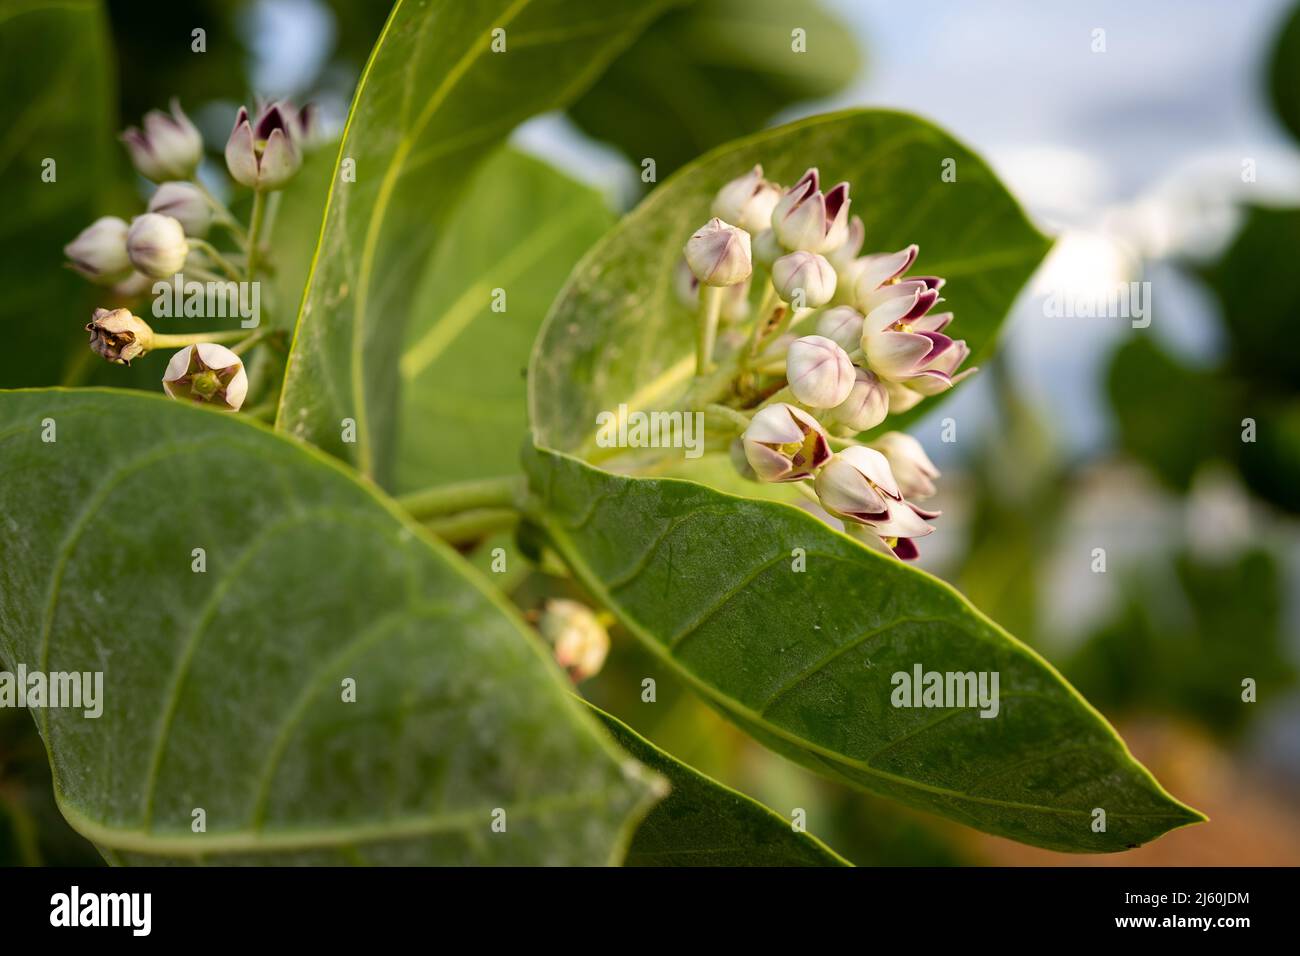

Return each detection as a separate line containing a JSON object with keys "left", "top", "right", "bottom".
{"left": 678, "top": 165, "right": 974, "bottom": 559}
{"left": 64, "top": 99, "right": 317, "bottom": 411}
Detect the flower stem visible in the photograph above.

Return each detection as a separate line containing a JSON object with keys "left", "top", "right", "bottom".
{"left": 397, "top": 475, "right": 523, "bottom": 521}
{"left": 188, "top": 238, "right": 243, "bottom": 281}
{"left": 245, "top": 189, "right": 267, "bottom": 282}
{"left": 424, "top": 509, "right": 519, "bottom": 545}
{"left": 703, "top": 403, "right": 752, "bottom": 432}
{"left": 695, "top": 285, "right": 723, "bottom": 377}
{"left": 152, "top": 329, "right": 246, "bottom": 348}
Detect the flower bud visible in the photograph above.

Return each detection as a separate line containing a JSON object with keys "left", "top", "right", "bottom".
{"left": 752, "top": 228, "right": 782, "bottom": 268}
{"left": 225, "top": 102, "right": 302, "bottom": 191}
{"left": 771, "top": 250, "right": 836, "bottom": 307}
{"left": 684, "top": 217, "right": 752, "bottom": 286}
{"left": 786, "top": 335, "right": 855, "bottom": 408}
{"left": 147, "top": 182, "right": 213, "bottom": 238}
{"left": 871, "top": 432, "right": 939, "bottom": 500}
{"left": 538, "top": 599, "right": 609, "bottom": 682}
{"left": 770, "top": 168, "right": 851, "bottom": 253}
{"left": 126, "top": 213, "right": 189, "bottom": 278}
{"left": 815, "top": 305, "right": 865, "bottom": 352}
{"left": 729, "top": 436, "right": 757, "bottom": 481}
{"left": 120, "top": 99, "right": 203, "bottom": 182}
{"left": 825, "top": 367, "right": 888, "bottom": 432}
{"left": 162, "top": 343, "right": 248, "bottom": 411}
{"left": 86, "top": 307, "right": 154, "bottom": 365}
{"left": 827, "top": 215, "right": 865, "bottom": 273}
{"left": 814, "top": 446, "right": 901, "bottom": 520}
{"left": 64, "top": 216, "right": 131, "bottom": 285}
{"left": 741, "top": 403, "right": 832, "bottom": 482}
{"left": 712, "top": 165, "right": 781, "bottom": 233}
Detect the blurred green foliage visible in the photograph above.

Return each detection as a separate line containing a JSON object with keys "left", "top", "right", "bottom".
{"left": 568, "top": 0, "right": 861, "bottom": 179}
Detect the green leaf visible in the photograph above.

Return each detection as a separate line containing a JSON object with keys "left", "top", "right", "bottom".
{"left": 276, "top": 0, "right": 670, "bottom": 489}
{"left": 568, "top": 0, "right": 861, "bottom": 178}
{"left": 0, "top": 0, "right": 116, "bottom": 388}
{"left": 395, "top": 148, "right": 613, "bottom": 492}
{"left": 587, "top": 703, "right": 849, "bottom": 866}
{"left": 0, "top": 389, "right": 658, "bottom": 864}
{"left": 529, "top": 109, "right": 1051, "bottom": 460}
{"left": 523, "top": 445, "right": 1204, "bottom": 853}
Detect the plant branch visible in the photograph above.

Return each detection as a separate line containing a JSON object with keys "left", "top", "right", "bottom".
{"left": 397, "top": 475, "right": 523, "bottom": 521}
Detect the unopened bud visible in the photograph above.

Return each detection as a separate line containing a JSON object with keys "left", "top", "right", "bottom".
{"left": 64, "top": 216, "right": 131, "bottom": 285}
{"left": 770, "top": 168, "right": 851, "bottom": 253}
{"left": 825, "top": 367, "right": 888, "bottom": 432}
{"left": 752, "top": 228, "right": 782, "bottom": 268}
{"left": 538, "top": 599, "right": 609, "bottom": 682}
{"left": 147, "top": 182, "right": 213, "bottom": 238}
{"left": 120, "top": 98, "right": 203, "bottom": 182}
{"left": 771, "top": 250, "right": 836, "bottom": 307}
{"left": 712, "top": 165, "right": 782, "bottom": 233}
{"left": 684, "top": 217, "right": 752, "bottom": 286}
{"left": 786, "top": 335, "right": 855, "bottom": 408}
{"left": 127, "top": 213, "right": 189, "bottom": 278}
{"left": 225, "top": 102, "right": 303, "bottom": 191}
{"left": 162, "top": 343, "right": 248, "bottom": 411}
{"left": 871, "top": 431, "right": 940, "bottom": 500}
{"left": 86, "top": 307, "right": 154, "bottom": 365}
{"left": 741, "top": 403, "right": 832, "bottom": 482}
{"left": 815, "top": 305, "right": 865, "bottom": 352}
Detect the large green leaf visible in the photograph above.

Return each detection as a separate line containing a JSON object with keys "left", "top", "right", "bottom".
{"left": 522, "top": 446, "right": 1204, "bottom": 853}
{"left": 0, "top": 389, "right": 658, "bottom": 864}
{"left": 276, "top": 0, "right": 670, "bottom": 489}
{"left": 395, "top": 148, "right": 612, "bottom": 492}
{"left": 0, "top": 0, "right": 115, "bottom": 388}
{"left": 529, "top": 109, "right": 1051, "bottom": 459}
{"left": 568, "top": 0, "right": 861, "bottom": 178}
{"left": 588, "top": 704, "right": 848, "bottom": 866}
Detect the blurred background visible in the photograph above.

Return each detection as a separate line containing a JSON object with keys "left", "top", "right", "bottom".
{"left": 2, "top": 0, "right": 1297, "bottom": 865}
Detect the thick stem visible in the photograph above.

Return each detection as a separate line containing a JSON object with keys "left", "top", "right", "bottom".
{"left": 425, "top": 509, "right": 519, "bottom": 545}
{"left": 151, "top": 329, "right": 247, "bottom": 348}
{"left": 695, "top": 285, "right": 723, "bottom": 377}
{"left": 245, "top": 190, "right": 267, "bottom": 282}
{"left": 397, "top": 475, "right": 522, "bottom": 521}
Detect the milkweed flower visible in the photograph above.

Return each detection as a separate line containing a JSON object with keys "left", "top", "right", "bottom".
{"left": 770, "top": 168, "right": 851, "bottom": 253}
{"left": 225, "top": 102, "right": 303, "bottom": 190}
{"left": 538, "top": 599, "right": 609, "bottom": 682}
{"left": 64, "top": 217, "right": 131, "bottom": 284}
{"left": 162, "top": 343, "right": 248, "bottom": 411}
{"left": 126, "top": 213, "right": 189, "bottom": 278}
{"left": 786, "top": 335, "right": 855, "bottom": 408}
{"left": 120, "top": 99, "right": 203, "bottom": 182}
{"left": 85, "top": 307, "right": 154, "bottom": 365}
{"left": 712, "top": 165, "right": 782, "bottom": 234}
{"left": 814, "top": 446, "right": 936, "bottom": 560}
{"left": 147, "top": 182, "right": 212, "bottom": 238}
{"left": 741, "top": 403, "right": 831, "bottom": 482}
{"left": 825, "top": 367, "right": 888, "bottom": 432}
{"left": 771, "top": 250, "right": 836, "bottom": 307}
{"left": 871, "top": 432, "right": 939, "bottom": 500}
{"left": 684, "top": 218, "right": 752, "bottom": 286}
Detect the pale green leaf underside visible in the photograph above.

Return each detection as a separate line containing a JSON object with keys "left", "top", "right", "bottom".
{"left": 0, "top": 390, "right": 657, "bottom": 865}
{"left": 588, "top": 704, "right": 849, "bottom": 866}
{"left": 529, "top": 108, "right": 1052, "bottom": 459}
{"left": 525, "top": 447, "right": 1204, "bottom": 853}
{"left": 276, "top": 0, "right": 670, "bottom": 489}
{"left": 395, "top": 148, "right": 612, "bottom": 492}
